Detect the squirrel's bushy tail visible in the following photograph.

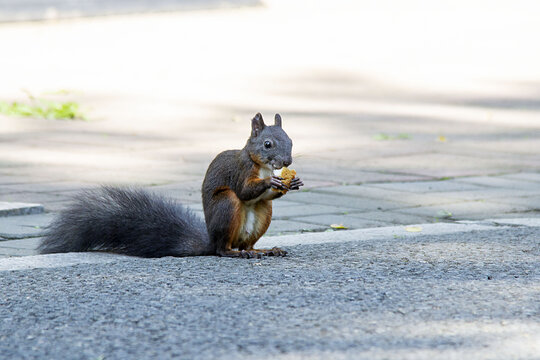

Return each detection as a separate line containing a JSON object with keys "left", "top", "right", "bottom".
{"left": 38, "top": 186, "right": 213, "bottom": 257}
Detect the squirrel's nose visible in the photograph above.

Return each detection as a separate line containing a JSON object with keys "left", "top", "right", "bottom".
{"left": 283, "top": 158, "right": 292, "bottom": 167}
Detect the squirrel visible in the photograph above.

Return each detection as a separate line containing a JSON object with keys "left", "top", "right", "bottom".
{"left": 38, "top": 113, "right": 304, "bottom": 258}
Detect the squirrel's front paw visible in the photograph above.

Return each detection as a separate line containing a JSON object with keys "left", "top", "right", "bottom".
{"left": 270, "top": 175, "right": 288, "bottom": 191}
{"left": 289, "top": 177, "right": 304, "bottom": 190}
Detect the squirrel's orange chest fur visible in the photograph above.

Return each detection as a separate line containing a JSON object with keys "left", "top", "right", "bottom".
{"left": 232, "top": 165, "right": 274, "bottom": 249}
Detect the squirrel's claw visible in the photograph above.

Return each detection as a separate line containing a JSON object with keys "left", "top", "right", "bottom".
{"left": 270, "top": 247, "right": 287, "bottom": 256}
{"left": 289, "top": 177, "right": 304, "bottom": 190}
{"left": 270, "top": 175, "right": 288, "bottom": 190}
{"left": 250, "top": 247, "right": 287, "bottom": 257}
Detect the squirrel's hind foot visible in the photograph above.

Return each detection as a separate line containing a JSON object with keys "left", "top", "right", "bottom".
{"left": 218, "top": 247, "right": 287, "bottom": 258}
{"left": 251, "top": 247, "right": 287, "bottom": 257}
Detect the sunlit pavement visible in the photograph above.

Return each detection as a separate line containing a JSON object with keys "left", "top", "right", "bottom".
{"left": 1, "top": 0, "right": 539, "bottom": 255}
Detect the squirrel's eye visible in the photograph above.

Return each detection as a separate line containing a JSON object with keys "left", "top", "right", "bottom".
{"left": 264, "top": 140, "right": 272, "bottom": 149}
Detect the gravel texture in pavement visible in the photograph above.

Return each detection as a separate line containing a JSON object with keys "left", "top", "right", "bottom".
{"left": 1, "top": 226, "right": 539, "bottom": 360}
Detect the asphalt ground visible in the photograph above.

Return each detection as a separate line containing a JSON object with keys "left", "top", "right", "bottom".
{"left": 1, "top": 224, "right": 539, "bottom": 360}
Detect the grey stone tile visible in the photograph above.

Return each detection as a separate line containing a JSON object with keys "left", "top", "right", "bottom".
{"left": 148, "top": 181, "right": 204, "bottom": 204}
{"left": 271, "top": 200, "right": 306, "bottom": 209}
{"left": 365, "top": 180, "right": 484, "bottom": 193}
{"left": 0, "top": 247, "right": 38, "bottom": 257}
{"left": 358, "top": 152, "right": 534, "bottom": 178}
{"left": 396, "top": 201, "right": 531, "bottom": 220}
{"left": 41, "top": 201, "right": 73, "bottom": 212}
{"left": 0, "top": 214, "right": 53, "bottom": 239}
{"left": 349, "top": 211, "right": 435, "bottom": 225}
{"left": 272, "top": 204, "right": 354, "bottom": 220}
{"left": 156, "top": 191, "right": 202, "bottom": 204}
{"left": 148, "top": 180, "right": 203, "bottom": 193}
{"left": 314, "top": 185, "right": 462, "bottom": 206}
{"left": 455, "top": 176, "right": 540, "bottom": 190}
{"left": 294, "top": 167, "right": 377, "bottom": 185}
{"left": 1, "top": 192, "right": 73, "bottom": 207}
{"left": 265, "top": 220, "right": 326, "bottom": 236}
{"left": 0, "top": 181, "right": 87, "bottom": 194}
{"left": 0, "top": 237, "right": 41, "bottom": 250}
{"left": 312, "top": 185, "right": 407, "bottom": 198}
{"left": 488, "top": 195, "right": 540, "bottom": 210}
{"left": 426, "top": 188, "right": 540, "bottom": 201}
{"left": 294, "top": 214, "right": 389, "bottom": 229}
{"left": 500, "top": 172, "right": 540, "bottom": 183}
{"left": 285, "top": 191, "right": 405, "bottom": 211}
{"left": 0, "top": 175, "right": 56, "bottom": 185}
{"left": 298, "top": 165, "right": 431, "bottom": 185}
{"left": 300, "top": 180, "right": 342, "bottom": 190}
{"left": 0, "top": 201, "right": 44, "bottom": 216}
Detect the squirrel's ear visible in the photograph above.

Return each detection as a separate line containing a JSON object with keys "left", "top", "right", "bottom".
{"left": 274, "top": 113, "right": 282, "bottom": 127}
{"left": 251, "top": 113, "right": 266, "bottom": 137}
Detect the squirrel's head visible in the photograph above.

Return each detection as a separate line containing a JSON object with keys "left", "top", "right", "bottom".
{"left": 246, "top": 113, "right": 293, "bottom": 170}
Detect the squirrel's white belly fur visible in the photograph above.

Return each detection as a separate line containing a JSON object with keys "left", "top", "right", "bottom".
{"left": 243, "top": 208, "right": 256, "bottom": 236}
{"left": 240, "top": 165, "right": 274, "bottom": 239}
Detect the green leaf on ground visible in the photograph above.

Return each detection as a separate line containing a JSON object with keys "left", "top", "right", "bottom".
{"left": 374, "top": 133, "right": 411, "bottom": 141}
{"left": 0, "top": 97, "right": 85, "bottom": 120}
{"left": 374, "top": 133, "right": 391, "bottom": 141}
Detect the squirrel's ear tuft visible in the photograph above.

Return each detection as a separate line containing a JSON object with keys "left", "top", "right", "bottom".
{"left": 251, "top": 113, "right": 266, "bottom": 137}
{"left": 274, "top": 113, "right": 282, "bottom": 127}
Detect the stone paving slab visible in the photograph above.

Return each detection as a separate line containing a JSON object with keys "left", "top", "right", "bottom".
{"left": 266, "top": 219, "right": 327, "bottom": 236}
{"left": 286, "top": 192, "right": 406, "bottom": 211}
{"left": 0, "top": 181, "right": 87, "bottom": 195}
{"left": 0, "top": 201, "right": 44, "bottom": 217}
{"left": 272, "top": 204, "right": 356, "bottom": 220}
{"left": 488, "top": 195, "right": 540, "bottom": 209}
{"left": 454, "top": 176, "right": 540, "bottom": 190}
{"left": 0, "top": 237, "right": 41, "bottom": 249}
{"left": 293, "top": 163, "right": 433, "bottom": 185}
{"left": 1, "top": 192, "right": 74, "bottom": 208}
{"left": 0, "top": 246, "right": 37, "bottom": 256}
{"left": 364, "top": 180, "right": 486, "bottom": 193}
{"left": 500, "top": 172, "right": 540, "bottom": 183}
{"left": 270, "top": 200, "right": 307, "bottom": 208}
{"left": 349, "top": 210, "right": 437, "bottom": 226}
{"left": 0, "top": 175, "right": 56, "bottom": 185}
{"left": 294, "top": 214, "right": 389, "bottom": 230}
{"left": 315, "top": 185, "right": 467, "bottom": 207}
{"left": 424, "top": 187, "right": 540, "bottom": 201}
{"left": 357, "top": 152, "right": 536, "bottom": 179}
{"left": 0, "top": 214, "right": 53, "bottom": 240}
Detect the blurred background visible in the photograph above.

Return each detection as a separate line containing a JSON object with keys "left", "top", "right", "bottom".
{"left": 0, "top": 0, "right": 539, "bottom": 191}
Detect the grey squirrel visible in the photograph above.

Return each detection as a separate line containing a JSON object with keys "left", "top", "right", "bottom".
{"left": 38, "top": 113, "right": 304, "bottom": 258}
